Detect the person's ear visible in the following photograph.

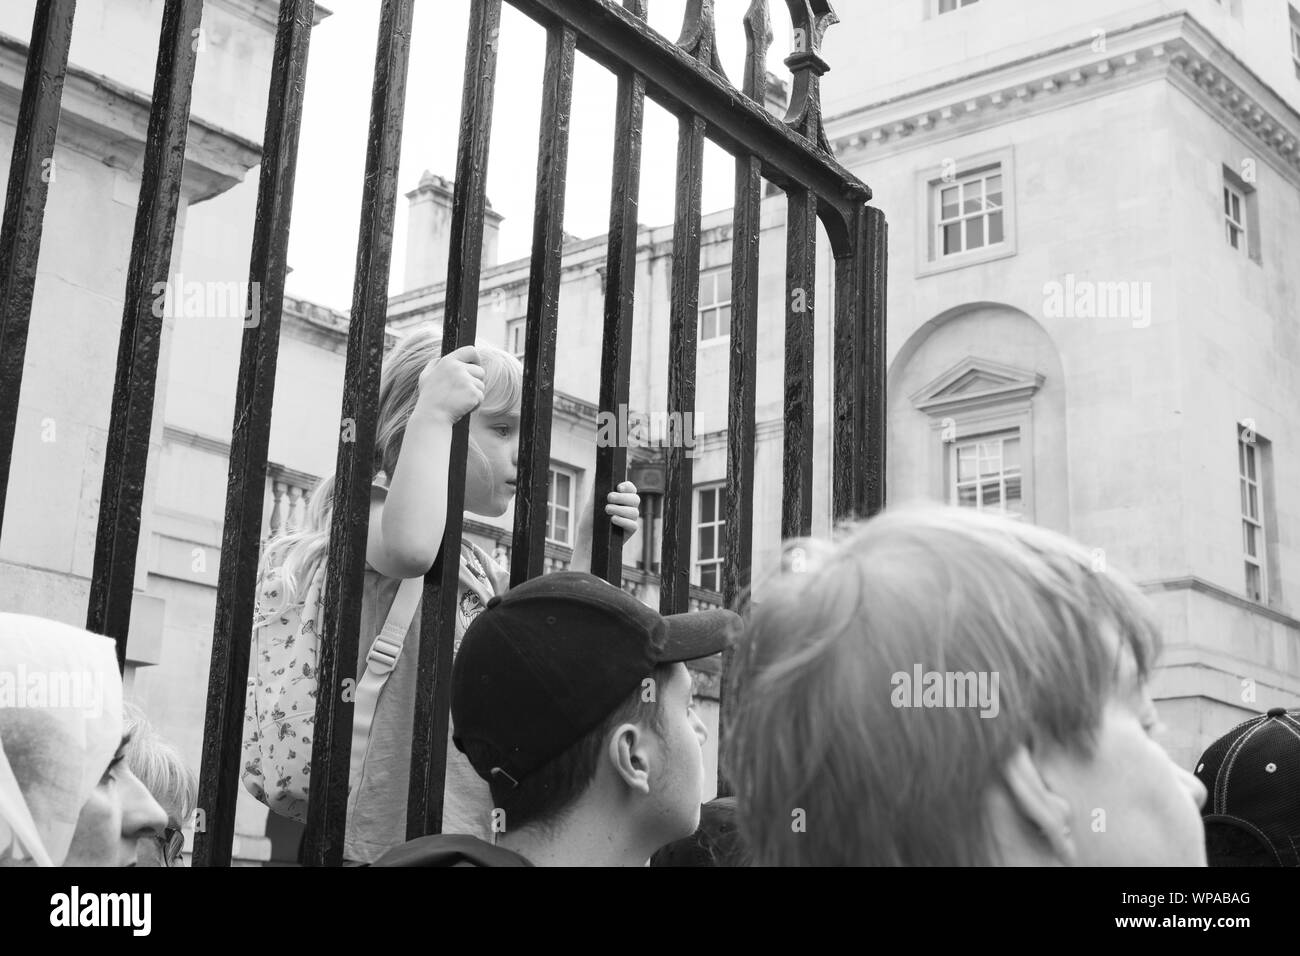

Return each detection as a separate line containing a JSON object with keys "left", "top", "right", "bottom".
{"left": 608, "top": 723, "right": 651, "bottom": 795}
{"left": 999, "top": 745, "right": 1077, "bottom": 865}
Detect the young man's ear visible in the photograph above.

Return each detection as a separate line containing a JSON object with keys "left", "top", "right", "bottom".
{"left": 608, "top": 723, "right": 652, "bottom": 795}
{"left": 994, "top": 745, "right": 1077, "bottom": 865}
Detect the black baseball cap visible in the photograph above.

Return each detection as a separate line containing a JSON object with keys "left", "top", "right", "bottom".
{"left": 1194, "top": 707, "right": 1300, "bottom": 866}
{"left": 451, "top": 571, "right": 740, "bottom": 788}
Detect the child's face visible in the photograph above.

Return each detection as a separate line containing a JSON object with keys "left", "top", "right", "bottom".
{"left": 1037, "top": 644, "right": 1208, "bottom": 866}
{"left": 463, "top": 405, "right": 520, "bottom": 517}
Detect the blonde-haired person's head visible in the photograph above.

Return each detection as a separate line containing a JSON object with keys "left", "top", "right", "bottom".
{"left": 265, "top": 327, "right": 524, "bottom": 602}
{"left": 724, "top": 505, "right": 1207, "bottom": 867}
{"left": 122, "top": 702, "right": 197, "bottom": 866}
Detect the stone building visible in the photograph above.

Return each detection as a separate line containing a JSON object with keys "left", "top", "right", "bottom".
{"left": 820, "top": 0, "right": 1300, "bottom": 770}
{"left": 4, "top": 0, "right": 1298, "bottom": 862}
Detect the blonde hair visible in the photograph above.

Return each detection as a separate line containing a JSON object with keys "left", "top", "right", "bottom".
{"left": 263, "top": 327, "right": 523, "bottom": 606}
{"left": 122, "top": 701, "right": 197, "bottom": 827}
{"left": 724, "top": 505, "right": 1162, "bottom": 867}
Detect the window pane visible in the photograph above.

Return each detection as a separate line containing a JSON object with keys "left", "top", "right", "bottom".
{"left": 962, "top": 181, "right": 983, "bottom": 215}
{"left": 1240, "top": 478, "right": 1248, "bottom": 516}
{"left": 701, "top": 310, "right": 716, "bottom": 341}
{"left": 1244, "top": 521, "right": 1257, "bottom": 557}
{"left": 1005, "top": 475, "right": 1022, "bottom": 510}
{"left": 699, "top": 526, "right": 715, "bottom": 561}
{"left": 1245, "top": 562, "right": 1261, "bottom": 601}
{"left": 700, "top": 565, "right": 717, "bottom": 591}
{"left": 965, "top": 216, "right": 984, "bottom": 251}
{"left": 700, "top": 488, "right": 715, "bottom": 523}
{"left": 957, "top": 484, "right": 977, "bottom": 508}
{"left": 978, "top": 441, "right": 1001, "bottom": 475}
{"left": 981, "top": 482, "right": 1001, "bottom": 509}
{"left": 557, "top": 472, "right": 570, "bottom": 505}
{"left": 1247, "top": 483, "right": 1258, "bottom": 520}
{"left": 1231, "top": 193, "right": 1241, "bottom": 220}
{"left": 698, "top": 272, "right": 716, "bottom": 307}
{"left": 1238, "top": 438, "right": 1246, "bottom": 475}
{"left": 718, "top": 303, "right": 731, "bottom": 337}
{"left": 940, "top": 187, "right": 959, "bottom": 219}
{"left": 957, "top": 446, "right": 976, "bottom": 481}
{"left": 943, "top": 222, "right": 962, "bottom": 255}
{"left": 1245, "top": 443, "right": 1256, "bottom": 480}
{"left": 986, "top": 175, "right": 1002, "bottom": 207}
{"left": 1002, "top": 436, "right": 1019, "bottom": 469}
{"left": 988, "top": 210, "right": 1004, "bottom": 244}
{"left": 1223, "top": 187, "right": 1231, "bottom": 216}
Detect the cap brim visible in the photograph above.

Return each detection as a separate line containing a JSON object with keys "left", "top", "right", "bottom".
{"left": 658, "top": 608, "right": 739, "bottom": 663}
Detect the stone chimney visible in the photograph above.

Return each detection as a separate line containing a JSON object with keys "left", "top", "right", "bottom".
{"left": 403, "top": 170, "right": 504, "bottom": 292}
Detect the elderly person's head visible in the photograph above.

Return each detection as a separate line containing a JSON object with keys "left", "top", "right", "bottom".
{"left": 0, "top": 614, "right": 167, "bottom": 866}
{"left": 123, "top": 702, "right": 197, "bottom": 867}
{"left": 725, "top": 506, "right": 1207, "bottom": 866}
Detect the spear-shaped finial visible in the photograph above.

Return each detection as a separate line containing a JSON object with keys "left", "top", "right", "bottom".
{"left": 678, "top": 0, "right": 727, "bottom": 77}
{"left": 783, "top": 0, "right": 839, "bottom": 151}
{"left": 741, "top": 0, "right": 773, "bottom": 102}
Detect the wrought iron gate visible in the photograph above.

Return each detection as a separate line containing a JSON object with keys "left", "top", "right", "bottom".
{"left": 0, "top": 0, "right": 886, "bottom": 867}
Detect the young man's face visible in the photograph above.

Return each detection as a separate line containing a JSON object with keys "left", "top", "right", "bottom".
{"left": 1039, "top": 657, "right": 1207, "bottom": 866}
{"left": 644, "top": 662, "right": 710, "bottom": 843}
{"left": 464, "top": 407, "right": 520, "bottom": 517}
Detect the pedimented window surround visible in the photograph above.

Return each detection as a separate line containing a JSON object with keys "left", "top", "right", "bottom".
{"left": 911, "top": 357, "right": 1045, "bottom": 520}
{"left": 827, "top": 13, "right": 1300, "bottom": 189}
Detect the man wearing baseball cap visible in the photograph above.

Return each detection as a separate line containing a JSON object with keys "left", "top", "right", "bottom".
{"left": 374, "top": 571, "right": 739, "bottom": 866}
{"left": 1194, "top": 707, "right": 1300, "bottom": 866}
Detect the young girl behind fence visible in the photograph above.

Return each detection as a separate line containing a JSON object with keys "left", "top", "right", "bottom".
{"left": 261, "top": 327, "right": 640, "bottom": 862}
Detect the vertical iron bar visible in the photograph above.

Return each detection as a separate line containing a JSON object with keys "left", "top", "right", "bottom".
{"left": 832, "top": 208, "right": 865, "bottom": 523}
{"left": 659, "top": 113, "right": 705, "bottom": 615}
{"left": 86, "top": 0, "right": 204, "bottom": 666}
{"left": 782, "top": 187, "right": 815, "bottom": 539}
{"left": 407, "top": 0, "right": 502, "bottom": 840}
{"left": 510, "top": 25, "right": 576, "bottom": 587}
{"left": 193, "top": 0, "right": 316, "bottom": 868}
{"left": 0, "top": 0, "right": 76, "bottom": 532}
{"left": 302, "top": 0, "right": 414, "bottom": 867}
{"left": 590, "top": 0, "right": 648, "bottom": 586}
{"left": 717, "top": 0, "right": 769, "bottom": 798}
{"left": 863, "top": 205, "right": 887, "bottom": 517}
{"left": 659, "top": 0, "right": 721, "bottom": 615}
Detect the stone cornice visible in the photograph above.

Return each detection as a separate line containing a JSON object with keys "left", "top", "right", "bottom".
{"left": 0, "top": 32, "right": 263, "bottom": 202}
{"left": 209, "top": 0, "right": 333, "bottom": 29}
{"left": 826, "top": 13, "right": 1300, "bottom": 186}
{"left": 1141, "top": 575, "right": 1300, "bottom": 630}
{"left": 161, "top": 424, "right": 319, "bottom": 491}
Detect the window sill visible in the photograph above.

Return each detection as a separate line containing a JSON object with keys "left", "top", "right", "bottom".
{"left": 917, "top": 242, "right": 1016, "bottom": 278}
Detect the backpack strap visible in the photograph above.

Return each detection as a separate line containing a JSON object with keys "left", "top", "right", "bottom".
{"left": 349, "top": 575, "right": 424, "bottom": 785}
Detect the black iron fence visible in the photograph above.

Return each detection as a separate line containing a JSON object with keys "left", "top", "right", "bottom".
{"left": 0, "top": 0, "right": 886, "bottom": 867}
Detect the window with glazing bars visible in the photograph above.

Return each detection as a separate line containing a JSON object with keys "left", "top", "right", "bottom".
{"left": 694, "top": 484, "right": 725, "bottom": 591}
{"left": 936, "top": 167, "right": 1003, "bottom": 257}
{"left": 1239, "top": 430, "right": 1267, "bottom": 602}
{"left": 951, "top": 432, "right": 1022, "bottom": 517}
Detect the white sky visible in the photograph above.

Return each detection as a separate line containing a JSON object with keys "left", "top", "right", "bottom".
{"left": 284, "top": 0, "right": 784, "bottom": 310}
